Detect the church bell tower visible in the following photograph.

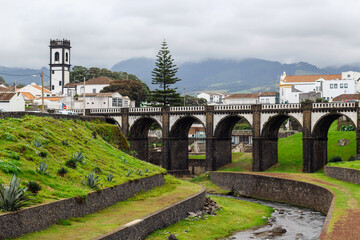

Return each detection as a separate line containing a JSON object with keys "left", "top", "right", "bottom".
{"left": 49, "top": 39, "right": 71, "bottom": 95}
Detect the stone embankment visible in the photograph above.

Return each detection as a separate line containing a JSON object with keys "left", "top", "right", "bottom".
{"left": 325, "top": 166, "right": 360, "bottom": 185}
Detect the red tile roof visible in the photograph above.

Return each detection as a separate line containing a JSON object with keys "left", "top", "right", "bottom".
{"left": 224, "top": 93, "right": 259, "bottom": 99}
{"left": 283, "top": 74, "right": 341, "bottom": 83}
{"left": 333, "top": 94, "right": 360, "bottom": 102}
{"left": 64, "top": 76, "right": 113, "bottom": 87}
{"left": 21, "top": 92, "right": 36, "bottom": 100}
{"left": 0, "top": 93, "right": 16, "bottom": 101}
{"left": 259, "top": 92, "right": 277, "bottom": 96}
{"left": 31, "top": 85, "right": 51, "bottom": 93}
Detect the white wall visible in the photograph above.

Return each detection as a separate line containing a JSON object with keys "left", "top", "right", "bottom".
{"left": 322, "top": 79, "right": 355, "bottom": 101}
{"left": 259, "top": 96, "right": 276, "bottom": 104}
{"left": 0, "top": 94, "right": 25, "bottom": 112}
{"left": 75, "top": 84, "right": 110, "bottom": 95}
{"left": 224, "top": 98, "right": 258, "bottom": 104}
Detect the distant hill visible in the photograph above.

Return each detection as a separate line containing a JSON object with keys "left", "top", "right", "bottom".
{"left": 111, "top": 58, "right": 360, "bottom": 93}
{"left": 0, "top": 66, "right": 49, "bottom": 86}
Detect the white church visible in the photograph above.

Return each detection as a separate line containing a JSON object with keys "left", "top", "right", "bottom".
{"left": 46, "top": 39, "right": 132, "bottom": 110}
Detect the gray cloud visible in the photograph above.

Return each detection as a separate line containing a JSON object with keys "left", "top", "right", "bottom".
{"left": 1, "top": 0, "right": 360, "bottom": 68}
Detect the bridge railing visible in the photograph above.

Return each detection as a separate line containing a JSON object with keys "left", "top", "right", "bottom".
{"left": 214, "top": 105, "right": 252, "bottom": 110}
{"left": 170, "top": 106, "right": 205, "bottom": 112}
{"left": 129, "top": 107, "right": 162, "bottom": 113}
{"left": 312, "top": 102, "right": 356, "bottom": 108}
{"left": 90, "top": 108, "right": 122, "bottom": 113}
{"left": 262, "top": 103, "right": 301, "bottom": 109}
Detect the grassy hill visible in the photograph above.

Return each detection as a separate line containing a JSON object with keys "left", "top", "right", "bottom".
{"left": 0, "top": 115, "right": 165, "bottom": 206}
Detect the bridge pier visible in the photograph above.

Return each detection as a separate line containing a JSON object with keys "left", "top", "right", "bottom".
{"left": 169, "top": 138, "right": 189, "bottom": 170}
{"left": 210, "top": 137, "right": 232, "bottom": 170}
{"left": 130, "top": 138, "right": 148, "bottom": 161}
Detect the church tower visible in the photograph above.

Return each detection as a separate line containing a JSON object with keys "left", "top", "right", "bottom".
{"left": 49, "top": 39, "right": 71, "bottom": 95}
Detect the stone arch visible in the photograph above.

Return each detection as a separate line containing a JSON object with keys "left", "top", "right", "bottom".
{"left": 211, "top": 115, "right": 253, "bottom": 170}
{"left": 214, "top": 115, "right": 253, "bottom": 138}
{"left": 258, "top": 114, "right": 303, "bottom": 171}
{"left": 168, "top": 116, "right": 206, "bottom": 171}
{"left": 311, "top": 112, "right": 357, "bottom": 171}
{"left": 129, "top": 117, "right": 162, "bottom": 163}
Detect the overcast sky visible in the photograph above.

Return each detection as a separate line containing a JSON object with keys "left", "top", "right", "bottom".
{"left": 1, "top": 0, "right": 360, "bottom": 69}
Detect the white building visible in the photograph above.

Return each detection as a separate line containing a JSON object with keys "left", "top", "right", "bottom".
{"left": 258, "top": 92, "right": 278, "bottom": 104}
{"left": 17, "top": 83, "right": 52, "bottom": 98}
{"left": 0, "top": 93, "right": 25, "bottom": 112}
{"left": 279, "top": 71, "right": 360, "bottom": 103}
{"left": 63, "top": 76, "right": 113, "bottom": 97}
{"left": 223, "top": 92, "right": 278, "bottom": 105}
{"left": 197, "top": 92, "right": 227, "bottom": 104}
{"left": 61, "top": 92, "right": 133, "bottom": 110}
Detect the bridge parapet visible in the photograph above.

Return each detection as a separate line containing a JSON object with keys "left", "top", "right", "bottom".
{"left": 262, "top": 103, "right": 301, "bottom": 109}
{"left": 90, "top": 108, "right": 121, "bottom": 113}
{"left": 214, "top": 105, "right": 251, "bottom": 111}
{"left": 129, "top": 107, "right": 162, "bottom": 113}
{"left": 312, "top": 102, "right": 356, "bottom": 108}
{"left": 170, "top": 106, "right": 205, "bottom": 112}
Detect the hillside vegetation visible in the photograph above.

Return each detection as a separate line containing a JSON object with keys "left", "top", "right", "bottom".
{"left": 0, "top": 115, "right": 165, "bottom": 206}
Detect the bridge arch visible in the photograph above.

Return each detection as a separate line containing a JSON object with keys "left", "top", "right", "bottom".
{"left": 212, "top": 115, "right": 253, "bottom": 170}
{"left": 310, "top": 112, "right": 358, "bottom": 171}
{"left": 168, "top": 116, "right": 206, "bottom": 171}
{"left": 258, "top": 114, "right": 303, "bottom": 171}
{"left": 129, "top": 117, "right": 162, "bottom": 163}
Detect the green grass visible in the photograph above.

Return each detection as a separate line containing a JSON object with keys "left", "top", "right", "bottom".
{"left": 327, "top": 160, "right": 360, "bottom": 170}
{"left": 17, "top": 176, "right": 202, "bottom": 240}
{"left": 0, "top": 115, "right": 165, "bottom": 207}
{"left": 188, "top": 154, "right": 205, "bottom": 159}
{"left": 146, "top": 195, "right": 273, "bottom": 240}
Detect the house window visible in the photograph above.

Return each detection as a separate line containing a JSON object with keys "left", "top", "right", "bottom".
{"left": 334, "top": 84, "right": 338, "bottom": 89}
{"left": 266, "top": 98, "right": 269, "bottom": 103}
{"left": 112, "top": 98, "right": 123, "bottom": 107}
{"left": 348, "top": 74, "right": 351, "bottom": 78}
{"left": 66, "top": 52, "right": 69, "bottom": 62}
{"left": 103, "top": 102, "right": 106, "bottom": 104}
{"left": 59, "top": 81, "right": 62, "bottom": 86}
{"left": 330, "top": 84, "right": 333, "bottom": 89}
{"left": 92, "top": 102, "right": 94, "bottom": 104}
{"left": 93, "top": 89, "right": 96, "bottom": 93}
{"left": 52, "top": 70, "right": 55, "bottom": 74}
{"left": 52, "top": 85, "right": 54, "bottom": 90}
{"left": 55, "top": 52, "right": 60, "bottom": 61}
{"left": 344, "top": 83, "right": 348, "bottom": 88}
{"left": 340, "top": 83, "right": 343, "bottom": 88}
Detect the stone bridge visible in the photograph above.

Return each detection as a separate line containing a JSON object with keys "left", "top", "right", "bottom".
{"left": 86, "top": 102, "right": 360, "bottom": 174}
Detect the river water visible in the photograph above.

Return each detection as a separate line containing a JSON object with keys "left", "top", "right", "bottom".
{"left": 214, "top": 195, "right": 326, "bottom": 240}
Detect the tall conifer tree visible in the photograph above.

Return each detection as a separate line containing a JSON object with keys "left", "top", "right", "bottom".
{"left": 151, "top": 40, "right": 181, "bottom": 106}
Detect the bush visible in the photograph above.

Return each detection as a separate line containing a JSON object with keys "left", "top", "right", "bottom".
{"left": 0, "top": 160, "right": 20, "bottom": 174}
{"left": 93, "top": 167, "right": 101, "bottom": 174}
{"left": 8, "top": 151, "right": 20, "bottom": 160}
{"left": 92, "top": 131, "right": 97, "bottom": 139}
{"left": 348, "top": 156, "right": 356, "bottom": 161}
{"left": 84, "top": 172, "right": 100, "bottom": 189}
{"left": 62, "top": 139, "right": 69, "bottom": 146}
{"left": 38, "top": 151, "right": 48, "bottom": 158}
{"left": 27, "top": 181, "right": 42, "bottom": 194}
{"left": 57, "top": 167, "right": 68, "bottom": 177}
{"left": 329, "top": 156, "right": 342, "bottom": 163}
{"left": 36, "top": 162, "right": 48, "bottom": 174}
{"left": 0, "top": 174, "right": 30, "bottom": 211}
{"left": 65, "top": 159, "right": 77, "bottom": 169}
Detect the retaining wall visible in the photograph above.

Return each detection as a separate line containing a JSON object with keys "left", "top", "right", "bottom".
{"left": 95, "top": 188, "right": 206, "bottom": 240}
{"left": 325, "top": 166, "right": 360, "bottom": 185}
{"left": 210, "top": 172, "right": 335, "bottom": 238}
{"left": 0, "top": 174, "right": 164, "bottom": 239}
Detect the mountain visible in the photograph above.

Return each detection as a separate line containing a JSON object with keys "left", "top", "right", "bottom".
{"left": 0, "top": 66, "right": 50, "bottom": 86}
{"left": 111, "top": 58, "right": 358, "bottom": 93}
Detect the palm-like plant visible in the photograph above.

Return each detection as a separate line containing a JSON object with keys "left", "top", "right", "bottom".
{"left": 0, "top": 175, "right": 30, "bottom": 211}
{"left": 72, "top": 152, "right": 85, "bottom": 164}
{"left": 85, "top": 172, "right": 100, "bottom": 189}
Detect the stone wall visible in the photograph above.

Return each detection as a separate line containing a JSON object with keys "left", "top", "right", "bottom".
{"left": 95, "top": 188, "right": 206, "bottom": 240}
{"left": 0, "top": 174, "right": 164, "bottom": 239}
{"left": 210, "top": 172, "right": 333, "bottom": 215}
{"left": 325, "top": 166, "right": 360, "bottom": 185}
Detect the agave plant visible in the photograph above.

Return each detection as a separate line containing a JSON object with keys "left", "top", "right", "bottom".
{"left": 106, "top": 173, "right": 114, "bottom": 182}
{"left": 85, "top": 172, "right": 100, "bottom": 189}
{"left": 36, "top": 162, "right": 48, "bottom": 174}
{"left": 72, "top": 152, "right": 85, "bottom": 164}
{"left": 34, "top": 139, "right": 42, "bottom": 148}
{"left": 125, "top": 170, "right": 134, "bottom": 177}
{"left": 0, "top": 174, "right": 30, "bottom": 211}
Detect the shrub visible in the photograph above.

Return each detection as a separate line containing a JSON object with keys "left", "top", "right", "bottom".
{"left": 102, "top": 136, "right": 110, "bottom": 142}
{"left": 92, "top": 131, "right": 97, "bottom": 139}
{"left": 38, "top": 151, "right": 48, "bottom": 158}
{"left": 93, "top": 167, "right": 101, "bottom": 174}
{"left": 137, "top": 170, "right": 143, "bottom": 176}
{"left": 8, "top": 151, "right": 20, "bottom": 160}
{"left": 27, "top": 181, "right": 42, "bottom": 194}
{"left": 0, "top": 160, "right": 20, "bottom": 174}
{"left": 84, "top": 172, "right": 100, "bottom": 189}
{"left": 329, "top": 156, "right": 342, "bottom": 163}
{"left": 340, "top": 125, "right": 355, "bottom": 131}
{"left": 34, "top": 139, "right": 42, "bottom": 148}
{"left": 57, "top": 167, "right": 68, "bottom": 177}
{"left": 125, "top": 170, "right": 134, "bottom": 177}
{"left": 348, "top": 156, "right": 356, "bottom": 161}
{"left": 0, "top": 175, "right": 30, "bottom": 211}
{"left": 57, "top": 219, "right": 71, "bottom": 225}
{"left": 2, "top": 133, "right": 17, "bottom": 142}
{"left": 106, "top": 173, "right": 114, "bottom": 182}
{"left": 144, "top": 168, "right": 150, "bottom": 173}
{"left": 65, "top": 159, "right": 77, "bottom": 169}
{"left": 62, "top": 139, "right": 69, "bottom": 146}
{"left": 36, "top": 162, "right": 48, "bottom": 174}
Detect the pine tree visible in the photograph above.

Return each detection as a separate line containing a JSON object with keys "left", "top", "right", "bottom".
{"left": 151, "top": 40, "right": 181, "bottom": 106}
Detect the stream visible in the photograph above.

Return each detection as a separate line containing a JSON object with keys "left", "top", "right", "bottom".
{"left": 213, "top": 195, "right": 326, "bottom": 240}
